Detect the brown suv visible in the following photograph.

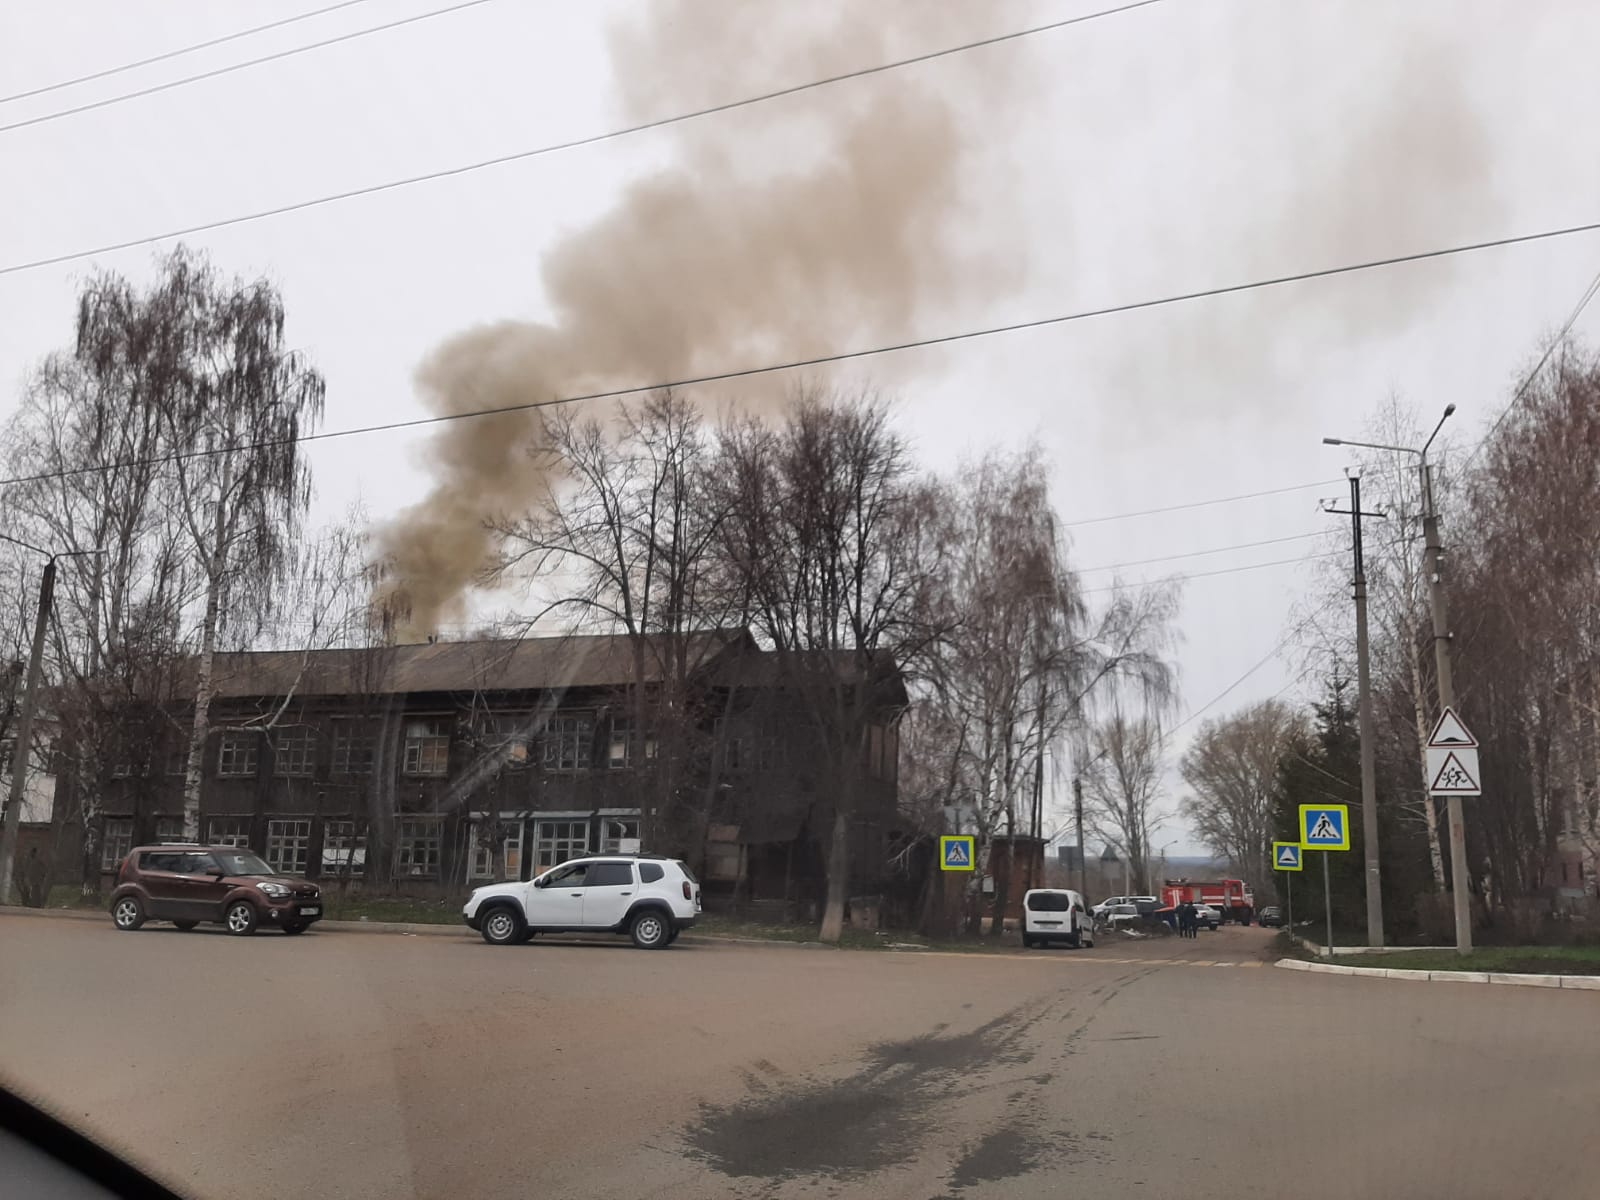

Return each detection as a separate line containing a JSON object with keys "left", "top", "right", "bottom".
{"left": 108, "top": 844, "right": 323, "bottom": 936}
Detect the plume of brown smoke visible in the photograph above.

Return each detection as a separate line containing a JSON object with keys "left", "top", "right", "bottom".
{"left": 377, "top": 1, "right": 1027, "bottom": 634}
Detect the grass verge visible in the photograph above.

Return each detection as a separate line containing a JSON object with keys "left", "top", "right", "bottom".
{"left": 1352, "top": 945, "right": 1600, "bottom": 975}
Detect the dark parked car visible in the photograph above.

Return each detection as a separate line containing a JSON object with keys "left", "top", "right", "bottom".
{"left": 108, "top": 844, "right": 323, "bottom": 936}
{"left": 1258, "top": 905, "right": 1284, "bottom": 928}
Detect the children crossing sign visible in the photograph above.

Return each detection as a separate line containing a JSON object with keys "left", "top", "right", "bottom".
{"left": 1426, "top": 706, "right": 1482, "bottom": 797}
{"left": 1299, "top": 804, "right": 1350, "bottom": 851}
{"left": 1272, "top": 841, "right": 1303, "bottom": 871}
{"left": 940, "top": 835, "right": 976, "bottom": 871}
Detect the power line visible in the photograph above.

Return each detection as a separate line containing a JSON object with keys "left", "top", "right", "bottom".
{"left": 0, "top": 0, "right": 379, "bottom": 106}
{"left": 1464, "top": 258, "right": 1600, "bottom": 468}
{"left": 5, "top": 217, "right": 1598, "bottom": 488}
{"left": 1080, "top": 549, "right": 1342, "bottom": 596}
{"left": 1062, "top": 479, "right": 1339, "bottom": 528}
{"left": 1166, "top": 598, "right": 1337, "bottom": 735}
{"left": 1076, "top": 530, "right": 1323, "bottom": 573}
{"left": 0, "top": 0, "right": 498, "bottom": 135}
{"left": 0, "top": 0, "right": 1169, "bottom": 275}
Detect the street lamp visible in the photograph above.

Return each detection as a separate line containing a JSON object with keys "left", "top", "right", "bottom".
{"left": 0, "top": 540, "right": 106, "bottom": 904}
{"left": 1323, "top": 404, "right": 1471, "bottom": 953}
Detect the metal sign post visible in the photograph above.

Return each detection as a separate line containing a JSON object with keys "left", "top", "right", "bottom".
{"left": 1300, "top": 805, "right": 1350, "bottom": 954}
{"left": 1272, "top": 841, "right": 1302, "bottom": 939}
{"left": 1322, "top": 851, "right": 1333, "bottom": 955}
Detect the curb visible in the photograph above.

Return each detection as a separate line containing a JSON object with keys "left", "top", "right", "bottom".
{"left": 1274, "top": 957, "right": 1600, "bottom": 991}
{"left": 0, "top": 906, "right": 101, "bottom": 923}
{"left": 1, "top": 904, "right": 464, "bottom": 937}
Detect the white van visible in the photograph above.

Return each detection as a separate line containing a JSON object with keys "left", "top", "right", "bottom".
{"left": 1022, "top": 888, "right": 1095, "bottom": 949}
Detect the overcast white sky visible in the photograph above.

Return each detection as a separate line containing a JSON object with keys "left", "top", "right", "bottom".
{"left": 4, "top": 0, "right": 1599, "bottom": 855}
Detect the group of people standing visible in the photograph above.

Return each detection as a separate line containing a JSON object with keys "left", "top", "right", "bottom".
{"left": 1175, "top": 900, "right": 1204, "bottom": 938}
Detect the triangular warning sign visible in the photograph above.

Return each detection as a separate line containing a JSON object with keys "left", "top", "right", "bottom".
{"left": 1276, "top": 845, "right": 1299, "bottom": 866}
{"left": 1309, "top": 813, "right": 1338, "bottom": 840}
{"left": 1427, "top": 707, "right": 1478, "bottom": 749}
{"left": 1430, "top": 750, "right": 1480, "bottom": 794}
{"left": 946, "top": 842, "right": 970, "bottom": 866}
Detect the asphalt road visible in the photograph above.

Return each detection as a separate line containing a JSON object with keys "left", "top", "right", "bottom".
{"left": 1, "top": 913, "right": 1595, "bottom": 1200}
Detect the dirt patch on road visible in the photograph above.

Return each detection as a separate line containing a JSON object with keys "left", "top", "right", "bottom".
{"left": 948, "top": 1127, "right": 1049, "bottom": 1190}
{"left": 683, "top": 1004, "right": 1044, "bottom": 1182}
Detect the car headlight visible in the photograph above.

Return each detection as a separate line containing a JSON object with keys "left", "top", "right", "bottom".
{"left": 256, "top": 882, "right": 292, "bottom": 898}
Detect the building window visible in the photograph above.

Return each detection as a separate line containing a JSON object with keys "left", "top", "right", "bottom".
{"left": 403, "top": 719, "right": 450, "bottom": 776}
{"left": 217, "top": 732, "right": 258, "bottom": 777}
{"left": 207, "top": 817, "right": 251, "bottom": 848}
{"left": 331, "top": 721, "right": 376, "bottom": 775}
{"left": 101, "top": 818, "right": 134, "bottom": 871}
{"left": 469, "top": 819, "right": 524, "bottom": 880}
{"left": 599, "top": 815, "right": 641, "bottom": 854}
{"left": 533, "top": 819, "right": 589, "bottom": 870}
{"left": 396, "top": 817, "right": 443, "bottom": 877}
{"left": 274, "top": 727, "right": 316, "bottom": 777}
{"left": 714, "top": 717, "right": 746, "bottom": 772}
{"left": 166, "top": 746, "right": 190, "bottom": 776}
{"left": 266, "top": 818, "right": 312, "bottom": 875}
{"left": 153, "top": 816, "right": 187, "bottom": 843}
{"left": 542, "top": 716, "right": 592, "bottom": 772}
{"left": 607, "top": 719, "right": 656, "bottom": 768}
{"left": 322, "top": 820, "right": 366, "bottom": 877}
{"left": 495, "top": 716, "right": 532, "bottom": 769}
{"left": 607, "top": 718, "right": 633, "bottom": 769}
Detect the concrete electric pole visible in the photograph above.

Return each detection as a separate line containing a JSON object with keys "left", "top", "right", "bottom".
{"left": 1325, "top": 403, "right": 1468, "bottom": 953}
{"left": 1420, "top": 456, "right": 1472, "bottom": 953}
{"left": 1324, "top": 475, "right": 1387, "bottom": 946}
{"left": 0, "top": 557, "right": 56, "bottom": 904}
{"left": 0, "top": 541, "right": 104, "bottom": 905}
{"left": 1073, "top": 775, "right": 1087, "bottom": 898}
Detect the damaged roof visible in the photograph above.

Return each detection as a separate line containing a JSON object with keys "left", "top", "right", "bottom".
{"left": 194, "top": 628, "right": 756, "bottom": 700}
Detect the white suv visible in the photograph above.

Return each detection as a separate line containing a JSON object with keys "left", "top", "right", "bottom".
{"left": 463, "top": 855, "right": 701, "bottom": 949}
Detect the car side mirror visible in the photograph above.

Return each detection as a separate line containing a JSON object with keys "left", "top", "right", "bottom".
{"left": 206, "top": 868, "right": 226, "bottom": 878}
{"left": 532, "top": 875, "right": 547, "bottom": 888}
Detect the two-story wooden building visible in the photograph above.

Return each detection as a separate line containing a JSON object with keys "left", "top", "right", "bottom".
{"left": 77, "top": 628, "right": 908, "bottom": 915}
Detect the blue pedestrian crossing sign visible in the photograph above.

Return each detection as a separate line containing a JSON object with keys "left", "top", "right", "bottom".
{"left": 1299, "top": 804, "right": 1350, "bottom": 852}
{"left": 940, "top": 835, "right": 976, "bottom": 871}
{"left": 1272, "top": 841, "right": 1303, "bottom": 872}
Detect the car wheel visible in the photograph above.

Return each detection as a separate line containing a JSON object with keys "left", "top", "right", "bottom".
{"left": 173, "top": 920, "right": 198, "bottom": 931}
{"left": 224, "top": 900, "right": 259, "bottom": 936}
{"left": 281, "top": 922, "right": 307, "bottom": 935}
{"left": 111, "top": 896, "right": 145, "bottom": 931}
{"left": 1022, "top": 935, "right": 1034, "bottom": 949}
{"left": 629, "top": 909, "right": 671, "bottom": 949}
{"left": 481, "top": 905, "right": 525, "bottom": 946}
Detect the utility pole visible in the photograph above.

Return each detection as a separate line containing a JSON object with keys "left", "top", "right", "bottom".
{"left": 1325, "top": 403, "right": 1467, "bottom": 953}
{"left": 1325, "top": 475, "right": 1386, "bottom": 946}
{"left": 0, "top": 557, "right": 56, "bottom": 904}
{"left": 1422, "top": 458, "right": 1472, "bottom": 953}
{"left": 1073, "top": 775, "right": 1087, "bottom": 898}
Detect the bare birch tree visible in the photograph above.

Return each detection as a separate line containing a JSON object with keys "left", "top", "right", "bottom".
{"left": 74, "top": 250, "right": 325, "bottom": 840}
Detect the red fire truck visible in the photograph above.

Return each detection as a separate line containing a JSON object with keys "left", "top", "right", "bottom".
{"left": 1162, "top": 879, "right": 1255, "bottom": 925}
